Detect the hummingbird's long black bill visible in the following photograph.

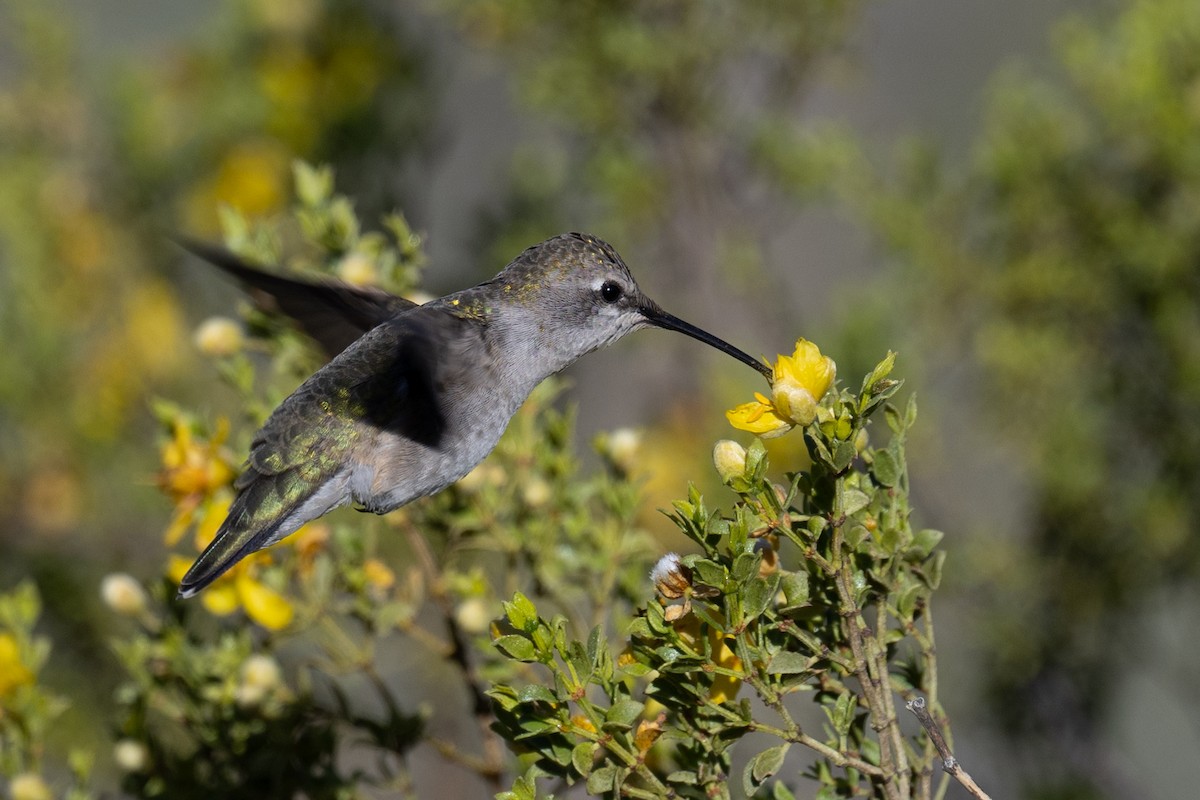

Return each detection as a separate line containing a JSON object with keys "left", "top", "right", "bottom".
{"left": 642, "top": 306, "right": 774, "bottom": 381}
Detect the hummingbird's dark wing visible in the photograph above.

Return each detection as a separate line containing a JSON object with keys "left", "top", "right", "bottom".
{"left": 175, "top": 236, "right": 416, "bottom": 359}
{"left": 177, "top": 307, "right": 478, "bottom": 598}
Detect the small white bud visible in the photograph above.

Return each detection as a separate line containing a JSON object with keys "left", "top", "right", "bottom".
{"left": 236, "top": 654, "right": 283, "bottom": 708}
{"left": 101, "top": 573, "right": 148, "bottom": 617}
{"left": 10, "top": 774, "right": 52, "bottom": 800}
{"left": 454, "top": 597, "right": 492, "bottom": 635}
{"left": 522, "top": 478, "right": 552, "bottom": 508}
{"left": 193, "top": 316, "right": 244, "bottom": 358}
{"left": 712, "top": 440, "right": 748, "bottom": 483}
{"left": 605, "top": 428, "right": 641, "bottom": 472}
{"left": 241, "top": 654, "right": 282, "bottom": 691}
{"left": 113, "top": 739, "right": 150, "bottom": 773}
{"left": 335, "top": 253, "right": 377, "bottom": 286}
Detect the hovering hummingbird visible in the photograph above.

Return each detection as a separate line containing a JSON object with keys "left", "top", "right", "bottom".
{"left": 175, "top": 233, "right": 771, "bottom": 598}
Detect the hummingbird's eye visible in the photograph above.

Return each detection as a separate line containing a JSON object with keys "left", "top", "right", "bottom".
{"left": 599, "top": 281, "right": 623, "bottom": 303}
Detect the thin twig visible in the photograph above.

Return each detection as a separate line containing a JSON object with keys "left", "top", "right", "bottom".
{"left": 906, "top": 696, "right": 993, "bottom": 800}
{"left": 403, "top": 523, "right": 506, "bottom": 791}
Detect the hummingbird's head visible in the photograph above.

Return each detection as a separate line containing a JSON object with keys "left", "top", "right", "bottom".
{"left": 498, "top": 233, "right": 772, "bottom": 380}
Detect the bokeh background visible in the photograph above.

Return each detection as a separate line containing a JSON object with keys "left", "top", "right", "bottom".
{"left": 2, "top": 0, "right": 1199, "bottom": 797}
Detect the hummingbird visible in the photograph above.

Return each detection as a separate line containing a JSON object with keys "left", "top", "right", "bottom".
{"left": 175, "top": 232, "right": 772, "bottom": 598}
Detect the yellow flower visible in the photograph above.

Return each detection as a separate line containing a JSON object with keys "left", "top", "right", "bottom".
{"left": 166, "top": 552, "right": 294, "bottom": 632}
{"left": 0, "top": 633, "right": 34, "bottom": 698}
{"left": 157, "top": 417, "right": 236, "bottom": 507}
{"left": 725, "top": 393, "right": 793, "bottom": 437}
{"left": 363, "top": 558, "right": 396, "bottom": 591}
{"left": 675, "top": 617, "right": 743, "bottom": 704}
{"left": 726, "top": 338, "right": 836, "bottom": 437}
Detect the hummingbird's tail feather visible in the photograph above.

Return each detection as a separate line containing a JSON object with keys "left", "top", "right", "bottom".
{"left": 176, "top": 467, "right": 347, "bottom": 599}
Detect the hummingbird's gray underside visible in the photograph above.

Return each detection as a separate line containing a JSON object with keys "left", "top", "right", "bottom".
{"left": 175, "top": 232, "right": 769, "bottom": 598}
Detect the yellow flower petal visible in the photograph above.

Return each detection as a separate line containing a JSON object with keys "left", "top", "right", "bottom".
{"left": 774, "top": 339, "right": 836, "bottom": 404}
{"left": 726, "top": 399, "right": 793, "bottom": 438}
{"left": 236, "top": 574, "right": 294, "bottom": 631}
{"left": 201, "top": 582, "right": 240, "bottom": 617}
{"left": 166, "top": 555, "right": 194, "bottom": 585}
{"left": 193, "top": 494, "right": 233, "bottom": 551}
{"left": 162, "top": 497, "right": 198, "bottom": 546}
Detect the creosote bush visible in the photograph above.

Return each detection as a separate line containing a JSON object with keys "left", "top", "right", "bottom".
{"left": 0, "top": 166, "right": 968, "bottom": 800}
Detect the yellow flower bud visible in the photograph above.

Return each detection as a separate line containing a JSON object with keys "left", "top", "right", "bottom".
{"left": 100, "top": 573, "right": 148, "bottom": 617}
{"left": 193, "top": 316, "right": 244, "bottom": 358}
{"left": 712, "top": 440, "right": 747, "bottom": 482}
{"left": 10, "top": 774, "right": 52, "bottom": 800}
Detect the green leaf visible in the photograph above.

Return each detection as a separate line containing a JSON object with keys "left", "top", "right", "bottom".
{"left": 586, "top": 625, "right": 604, "bottom": 667}
{"left": 691, "top": 558, "right": 728, "bottom": 588}
{"left": 871, "top": 449, "right": 900, "bottom": 487}
{"left": 742, "top": 574, "right": 781, "bottom": 622}
{"left": 766, "top": 651, "right": 812, "bottom": 675}
{"left": 571, "top": 742, "right": 597, "bottom": 777}
{"left": 831, "top": 439, "right": 857, "bottom": 473}
{"left": 844, "top": 523, "right": 870, "bottom": 552}
{"left": 517, "top": 684, "right": 559, "bottom": 705}
{"left": 840, "top": 489, "right": 871, "bottom": 517}
{"left": 604, "top": 699, "right": 644, "bottom": 730}
{"left": 746, "top": 437, "right": 768, "bottom": 477}
{"left": 828, "top": 692, "right": 854, "bottom": 736}
{"left": 666, "top": 770, "right": 700, "bottom": 785}
{"left": 921, "top": 550, "right": 946, "bottom": 590}
{"left": 908, "top": 528, "right": 944, "bottom": 559}
{"left": 494, "top": 635, "right": 538, "bottom": 662}
{"left": 773, "top": 781, "right": 798, "bottom": 800}
{"left": 732, "top": 551, "right": 761, "bottom": 584}
{"left": 505, "top": 592, "right": 538, "bottom": 632}
{"left": 743, "top": 743, "right": 790, "bottom": 796}
{"left": 293, "top": 161, "right": 333, "bottom": 207}
{"left": 780, "top": 571, "right": 810, "bottom": 608}
{"left": 627, "top": 617, "right": 653, "bottom": 640}
{"left": 861, "top": 350, "right": 896, "bottom": 394}
{"left": 586, "top": 764, "right": 617, "bottom": 794}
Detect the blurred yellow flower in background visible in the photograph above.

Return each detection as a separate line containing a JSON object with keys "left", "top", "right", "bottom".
{"left": 0, "top": 633, "right": 34, "bottom": 699}
{"left": 167, "top": 551, "right": 295, "bottom": 631}
{"left": 674, "top": 616, "right": 742, "bottom": 704}
{"left": 727, "top": 338, "right": 836, "bottom": 437}
{"left": 158, "top": 416, "right": 237, "bottom": 545}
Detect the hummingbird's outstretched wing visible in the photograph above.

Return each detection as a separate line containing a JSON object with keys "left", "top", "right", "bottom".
{"left": 174, "top": 236, "right": 416, "bottom": 359}
{"left": 177, "top": 307, "right": 476, "bottom": 599}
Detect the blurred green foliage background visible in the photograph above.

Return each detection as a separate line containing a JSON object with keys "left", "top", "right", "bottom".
{"left": 1, "top": 0, "right": 1199, "bottom": 797}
